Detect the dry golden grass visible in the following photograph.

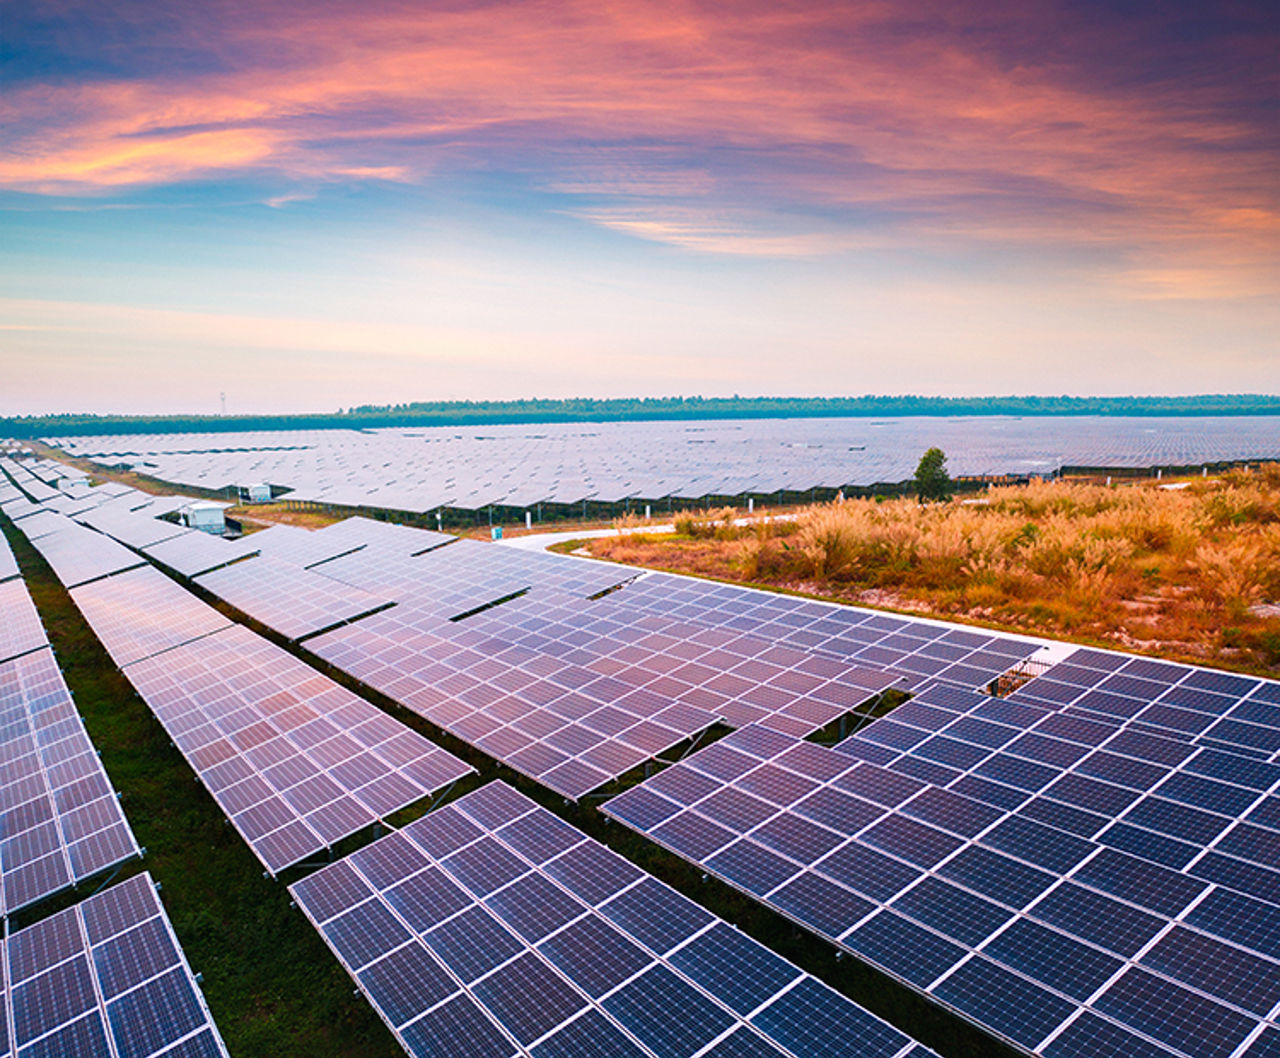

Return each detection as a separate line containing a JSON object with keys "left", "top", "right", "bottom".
{"left": 589, "top": 468, "right": 1280, "bottom": 675}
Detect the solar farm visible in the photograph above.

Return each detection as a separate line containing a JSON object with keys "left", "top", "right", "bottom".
{"left": 48, "top": 416, "right": 1280, "bottom": 516}
{"left": 0, "top": 433, "right": 1278, "bottom": 1058}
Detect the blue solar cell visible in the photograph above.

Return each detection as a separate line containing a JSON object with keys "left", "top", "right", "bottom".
{"left": 440, "top": 836, "right": 531, "bottom": 896}
{"left": 1075, "top": 751, "right": 1167, "bottom": 792}
{"left": 529, "top": 1009, "right": 648, "bottom": 1058}
{"left": 668, "top": 922, "right": 800, "bottom": 1016}
{"left": 983, "top": 918, "right": 1123, "bottom": 1001}
{"left": 1192, "top": 852, "right": 1280, "bottom": 906}
{"left": 816, "top": 840, "right": 920, "bottom": 902}
{"left": 399, "top": 992, "right": 518, "bottom": 1058}
{"left": 1043, "top": 772, "right": 1141, "bottom": 816}
{"left": 1006, "top": 732, "right": 1090, "bottom": 768}
{"left": 322, "top": 898, "right": 414, "bottom": 972}
{"left": 1123, "top": 796, "right": 1230, "bottom": 846}
{"left": 1018, "top": 796, "right": 1108, "bottom": 839}
{"left": 770, "top": 871, "right": 875, "bottom": 939}
{"left": 948, "top": 774, "right": 1029, "bottom": 811}
{"left": 832, "top": 765, "right": 924, "bottom": 808}
{"left": 900, "top": 786, "right": 1004, "bottom": 838}
{"left": 1142, "top": 925, "right": 1280, "bottom": 1016}
{"left": 860, "top": 814, "right": 964, "bottom": 869}
{"left": 750, "top": 976, "right": 910, "bottom": 1058}
{"left": 1184, "top": 749, "right": 1278, "bottom": 791}
{"left": 602, "top": 964, "right": 736, "bottom": 1058}
{"left": 981, "top": 816, "right": 1094, "bottom": 874}
{"left": 652, "top": 810, "right": 737, "bottom": 860}
{"left": 495, "top": 810, "right": 582, "bottom": 864}
{"left": 1187, "top": 886, "right": 1280, "bottom": 955}
{"left": 484, "top": 873, "right": 585, "bottom": 943}
{"left": 604, "top": 786, "right": 682, "bottom": 831}
{"left": 752, "top": 813, "right": 846, "bottom": 864}
{"left": 1094, "top": 967, "right": 1255, "bottom": 1058}
{"left": 1245, "top": 1028, "right": 1280, "bottom": 1058}
{"left": 707, "top": 839, "right": 803, "bottom": 897}
{"left": 1072, "top": 848, "right": 1207, "bottom": 919}
{"left": 470, "top": 952, "right": 587, "bottom": 1045}
{"left": 914, "top": 735, "right": 990, "bottom": 770}
{"left": 536, "top": 916, "right": 652, "bottom": 999}
{"left": 933, "top": 956, "right": 1075, "bottom": 1050}
{"left": 973, "top": 753, "right": 1058, "bottom": 793}
{"left": 424, "top": 905, "right": 525, "bottom": 982}
{"left": 1029, "top": 883, "right": 1164, "bottom": 957}
{"left": 356, "top": 944, "right": 457, "bottom": 1027}
{"left": 106, "top": 967, "right": 209, "bottom": 1058}
{"left": 791, "top": 786, "right": 883, "bottom": 835}
{"left": 542, "top": 841, "right": 644, "bottom": 907}
{"left": 599, "top": 877, "right": 714, "bottom": 954}
{"left": 889, "top": 877, "right": 1013, "bottom": 947}
{"left": 1155, "top": 771, "right": 1258, "bottom": 817}
{"left": 1097, "top": 821, "right": 1199, "bottom": 870}
{"left": 844, "top": 910, "right": 965, "bottom": 987}
{"left": 383, "top": 867, "right": 472, "bottom": 934}
{"left": 937, "top": 845, "right": 1056, "bottom": 908}
{"left": 1042, "top": 1011, "right": 1177, "bottom": 1058}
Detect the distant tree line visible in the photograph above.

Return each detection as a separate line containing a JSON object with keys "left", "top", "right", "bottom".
{"left": 4, "top": 394, "right": 1280, "bottom": 439}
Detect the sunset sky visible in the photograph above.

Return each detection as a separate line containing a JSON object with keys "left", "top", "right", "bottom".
{"left": 3, "top": 0, "right": 1276, "bottom": 415}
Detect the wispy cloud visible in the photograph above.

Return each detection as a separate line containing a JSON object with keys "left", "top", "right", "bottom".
{"left": 2, "top": 0, "right": 1274, "bottom": 291}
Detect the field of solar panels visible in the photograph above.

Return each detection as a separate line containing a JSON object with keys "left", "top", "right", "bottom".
{"left": 1, "top": 438, "right": 1279, "bottom": 1058}
{"left": 44, "top": 415, "right": 1280, "bottom": 518}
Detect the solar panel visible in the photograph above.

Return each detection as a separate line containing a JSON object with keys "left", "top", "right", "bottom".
{"left": 21, "top": 521, "right": 146, "bottom": 589}
{"left": 604, "top": 721, "right": 1280, "bottom": 1058}
{"left": 291, "top": 781, "right": 933, "bottom": 1058}
{"left": 141, "top": 530, "right": 260, "bottom": 577}
{"left": 3, "top": 871, "right": 230, "bottom": 1058}
{"left": 0, "top": 534, "right": 18, "bottom": 584}
{"left": 195, "top": 555, "right": 393, "bottom": 640}
{"left": 121, "top": 625, "right": 473, "bottom": 874}
{"left": 70, "top": 566, "right": 232, "bottom": 668}
{"left": 0, "top": 580, "right": 48, "bottom": 665}
{"left": 76, "top": 505, "right": 189, "bottom": 550}
{"left": 0, "top": 648, "right": 140, "bottom": 914}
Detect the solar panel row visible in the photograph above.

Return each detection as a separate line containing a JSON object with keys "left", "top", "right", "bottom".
{"left": 291, "top": 780, "right": 933, "bottom": 1058}
{"left": 0, "top": 871, "right": 230, "bottom": 1058}
{"left": 122, "top": 624, "right": 473, "bottom": 874}
{"left": 0, "top": 648, "right": 140, "bottom": 915}
{"left": 0, "top": 580, "right": 48, "bottom": 667}
{"left": 0, "top": 533, "right": 18, "bottom": 584}
{"left": 613, "top": 573, "right": 1041, "bottom": 695}
{"left": 19, "top": 520, "right": 146, "bottom": 589}
{"left": 603, "top": 713, "right": 1280, "bottom": 1058}
{"left": 196, "top": 555, "right": 393, "bottom": 641}
{"left": 71, "top": 566, "right": 232, "bottom": 669}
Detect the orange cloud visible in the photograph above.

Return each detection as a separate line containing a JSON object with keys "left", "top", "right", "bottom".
{"left": 2, "top": 0, "right": 1274, "bottom": 291}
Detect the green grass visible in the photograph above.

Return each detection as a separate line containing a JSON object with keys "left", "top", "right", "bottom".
{"left": 1, "top": 514, "right": 1017, "bottom": 1058}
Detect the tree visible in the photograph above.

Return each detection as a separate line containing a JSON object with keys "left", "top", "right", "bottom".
{"left": 914, "top": 447, "right": 952, "bottom": 501}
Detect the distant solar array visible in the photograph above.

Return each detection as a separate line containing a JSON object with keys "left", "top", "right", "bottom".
{"left": 292, "top": 780, "right": 934, "bottom": 1058}
{"left": 604, "top": 648, "right": 1280, "bottom": 1058}
{"left": 124, "top": 624, "right": 472, "bottom": 873}
{"left": 0, "top": 648, "right": 140, "bottom": 915}
{"left": 47, "top": 415, "right": 1280, "bottom": 514}
{"left": 1, "top": 871, "right": 229, "bottom": 1058}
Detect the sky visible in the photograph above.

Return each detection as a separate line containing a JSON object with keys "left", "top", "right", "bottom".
{"left": 2, "top": 0, "right": 1277, "bottom": 415}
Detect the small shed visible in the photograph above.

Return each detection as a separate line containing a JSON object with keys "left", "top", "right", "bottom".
{"left": 179, "top": 502, "right": 226, "bottom": 535}
{"left": 242, "top": 483, "right": 272, "bottom": 503}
